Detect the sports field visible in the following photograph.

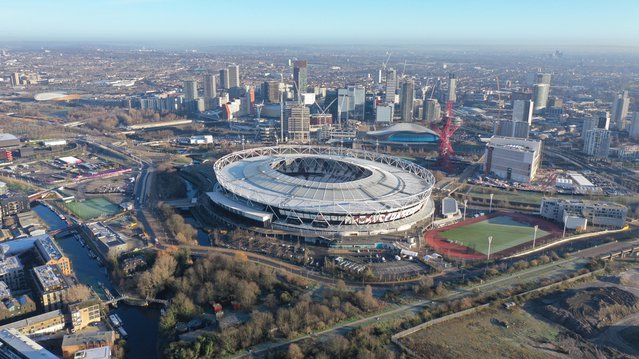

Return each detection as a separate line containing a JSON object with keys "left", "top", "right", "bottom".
{"left": 66, "top": 197, "right": 121, "bottom": 220}
{"left": 439, "top": 216, "right": 549, "bottom": 255}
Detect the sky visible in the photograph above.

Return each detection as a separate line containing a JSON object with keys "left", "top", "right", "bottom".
{"left": 1, "top": 0, "right": 638, "bottom": 47}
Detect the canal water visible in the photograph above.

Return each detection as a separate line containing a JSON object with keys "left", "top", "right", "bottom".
{"left": 33, "top": 204, "right": 161, "bottom": 359}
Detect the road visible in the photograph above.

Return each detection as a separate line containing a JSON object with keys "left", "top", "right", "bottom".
{"left": 231, "top": 237, "right": 639, "bottom": 358}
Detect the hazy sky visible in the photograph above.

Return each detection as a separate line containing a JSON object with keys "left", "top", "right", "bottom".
{"left": 1, "top": 0, "right": 638, "bottom": 47}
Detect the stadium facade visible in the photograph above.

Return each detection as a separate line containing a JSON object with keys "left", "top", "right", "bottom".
{"left": 208, "top": 146, "right": 435, "bottom": 237}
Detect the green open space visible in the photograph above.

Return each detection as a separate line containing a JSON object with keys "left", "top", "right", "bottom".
{"left": 65, "top": 197, "right": 121, "bottom": 220}
{"left": 439, "top": 216, "right": 549, "bottom": 255}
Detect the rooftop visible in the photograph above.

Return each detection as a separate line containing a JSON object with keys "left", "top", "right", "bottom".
{"left": 34, "top": 234, "right": 65, "bottom": 262}
{"left": 0, "top": 328, "right": 58, "bottom": 359}
{"left": 0, "top": 255, "right": 22, "bottom": 276}
{"left": 367, "top": 122, "right": 439, "bottom": 137}
{"left": 73, "top": 346, "right": 112, "bottom": 359}
{"left": 0, "top": 310, "right": 63, "bottom": 332}
{"left": 33, "top": 265, "right": 67, "bottom": 292}
{"left": 62, "top": 331, "right": 115, "bottom": 348}
{"left": 86, "top": 222, "right": 126, "bottom": 248}
{"left": 0, "top": 281, "right": 11, "bottom": 300}
{"left": 488, "top": 136, "right": 542, "bottom": 152}
{"left": 0, "top": 134, "right": 18, "bottom": 142}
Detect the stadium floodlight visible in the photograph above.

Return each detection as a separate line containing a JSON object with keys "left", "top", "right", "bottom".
{"left": 463, "top": 199, "right": 468, "bottom": 221}
{"left": 489, "top": 193, "right": 494, "bottom": 213}
{"left": 486, "top": 236, "right": 493, "bottom": 261}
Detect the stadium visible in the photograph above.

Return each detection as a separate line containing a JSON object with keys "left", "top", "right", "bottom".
{"left": 208, "top": 146, "right": 436, "bottom": 237}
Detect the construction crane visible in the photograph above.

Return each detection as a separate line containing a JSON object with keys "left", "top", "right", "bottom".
{"left": 431, "top": 100, "right": 460, "bottom": 172}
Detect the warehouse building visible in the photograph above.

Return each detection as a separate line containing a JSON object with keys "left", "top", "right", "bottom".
{"left": 483, "top": 137, "right": 542, "bottom": 183}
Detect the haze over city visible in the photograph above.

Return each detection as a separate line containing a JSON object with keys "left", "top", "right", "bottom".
{"left": 1, "top": 0, "right": 638, "bottom": 48}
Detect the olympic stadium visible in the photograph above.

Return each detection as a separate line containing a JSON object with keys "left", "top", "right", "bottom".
{"left": 207, "top": 146, "right": 435, "bottom": 237}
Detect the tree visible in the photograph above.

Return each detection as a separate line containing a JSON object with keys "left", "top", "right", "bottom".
{"left": 287, "top": 343, "right": 304, "bottom": 359}
{"left": 66, "top": 284, "right": 92, "bottom": 303}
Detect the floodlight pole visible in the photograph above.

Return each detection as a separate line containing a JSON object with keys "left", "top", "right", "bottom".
{"left": 463, "top": 199, "right": 468, "bottom": 221}
{"left": 533, "top": 225, "right": 538, "bottom": 248}
{"left": 486, "top": 236, "right": 493, "bottom": 261}
{"left": 489, "top": 193, "right": 494, "bottom": 213}
{"left": 562, "top": 220, "right": 567, "bottom": 238}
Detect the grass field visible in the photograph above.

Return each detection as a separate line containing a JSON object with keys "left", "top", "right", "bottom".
{"left": 66, "top": 197, "right": 121, "bottom": 220}
{"left": 439, "top": 216, "right": 549, "bottom": 255}
{"left": 400, "top": 307, "right": 562, "bottom": 359}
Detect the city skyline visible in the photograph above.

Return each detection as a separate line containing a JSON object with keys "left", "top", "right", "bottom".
{"left": 1, "top": 0, "right": 638, "bottom": 48}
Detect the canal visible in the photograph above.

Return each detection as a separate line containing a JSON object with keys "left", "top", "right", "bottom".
{"left": 33, "top": 204, "right": 161, "bottom": 359}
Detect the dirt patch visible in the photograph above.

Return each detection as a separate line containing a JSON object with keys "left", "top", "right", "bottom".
{"left": 534, "top": 287, "right": 639, "bottom": 339}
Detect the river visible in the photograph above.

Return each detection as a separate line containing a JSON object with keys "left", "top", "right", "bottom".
{"left": 33, "top": 204, "right": 161, "bottom": 359}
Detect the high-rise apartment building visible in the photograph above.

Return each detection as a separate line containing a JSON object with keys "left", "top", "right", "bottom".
{"left": 183, "top": 80, "right": 198, "bottom": 101}
{"left": 285, "top": 104, "right": 310, "bottom": 143}
{"left": 512, "top": 99, "right": 534, "bottom": 125}
{"left": 611, "top": 90, "right": 630, "bottom": 130}
{"left": 293, "top": 60, "right": 307, "bottom": 102}
{"left": 532, "top": 84, "right": 549, "bottom": 111}
{"left": 219, "top": 68, "right": 230, "bottom": 90}
{"left": 494, "top": 120, "right": 530, "bottom": 138}
{"left": 597, "top": 111, "right": 610, "bottom": 130}
{"left": 422, "top": 99, "right": 441, "bottom": 123}
{"left": 228, "top": 64, "right": 240, "bottom": 88}
{"left": 583, "top": 129, "right": 611, "bottom": 158}
{"left": 384, "top": 68, "right": 397, "bottom": 104}
{"left": 399, "top": 81, "right": 415, "bottom": 122}
{"left": 203, "top": 74, "right": 217, "bottom": 99}
{"left": 447, "top": 73, "right": 457, "bottom": 103}
{"left": 630, "top": 113, "right": 639, "bottom": 140}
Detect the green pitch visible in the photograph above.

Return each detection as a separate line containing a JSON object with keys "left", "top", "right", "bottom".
{"left": 439, "top": 216, "right": 549, "bottom": 255}
{"left": 66, "top": 197, "right": 121, "bottom": 220}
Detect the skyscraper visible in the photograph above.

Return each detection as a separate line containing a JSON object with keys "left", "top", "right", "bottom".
{"left": 597, "top": 111, "right": 611, "bottom": 130}
{"left": 183, "top": 80, "right": 198, "bottom": 101}
{"left": 536, "top": 73, "right": 552, "bottom": 85}
{"left": 264, "top": 81, "right": 281, "bottom": 103}
{"left": 611, "top": 90, "right": 630, "bottom": 130}
{"left": 422, "top": 99, "right": 441, "bottom": 123}
{"left": 512, "top": 99, "right": 534, "bottom": 125}
{"left": 494, "top": 120, "right": 530, "bottom": 138}
{"left": 399, "top": 81, "right": 415, "bottom": 122}
{"left": 285, "top": 104, "right": 310, "bottom": 143}
{"left": 9, "top": 73, "right": 19, "bottom": 86}
{"left": 228, "top": 64, "right": 240, "bottom": 88}
{"left": 219, "top": 68, "right": 230, "bottom": 90}
{"left": 583, "top": 129, "right": 611, "bottom": 158}
{"left": 293, "top": 60, "right": 308, "bottom": 102}
{"left": 582, "top": 117, "right": 597, "bottom": 138}
{"left": 384, "top": 68, "right": 397, "bottom": 104}
{"left": 532, "top": 84, "right": 550, "bottom": 111}
{"left": 532, "top": 73, "right": 551, "bottom": 111}
{"left": 630, "top": 113, "right": 639, "bottom": 140}
{"left": 447, "top": 73, "right": 457, "bottom": 103}
{"left": 203, "top": 74, "right": 217, "bottom": 99}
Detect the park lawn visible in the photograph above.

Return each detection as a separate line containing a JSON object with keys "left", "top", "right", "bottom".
{"left": 439, "top": 216, "right": 549, "bottom": 255}
{"left": 66, "top": 197, "right": 121, "bottom": 220}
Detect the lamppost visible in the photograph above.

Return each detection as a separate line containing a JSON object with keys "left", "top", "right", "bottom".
{"left": 463, "top": 199, "right": 468, "bottom": 221}
{"left": 486, "top": 236, "right": 493, "bottom": 261}
{"left": 489, "top": 193, "right": 494, "bottom": 213}
{"left": 533, "top": 225, "right": 539, "bottom": 248}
